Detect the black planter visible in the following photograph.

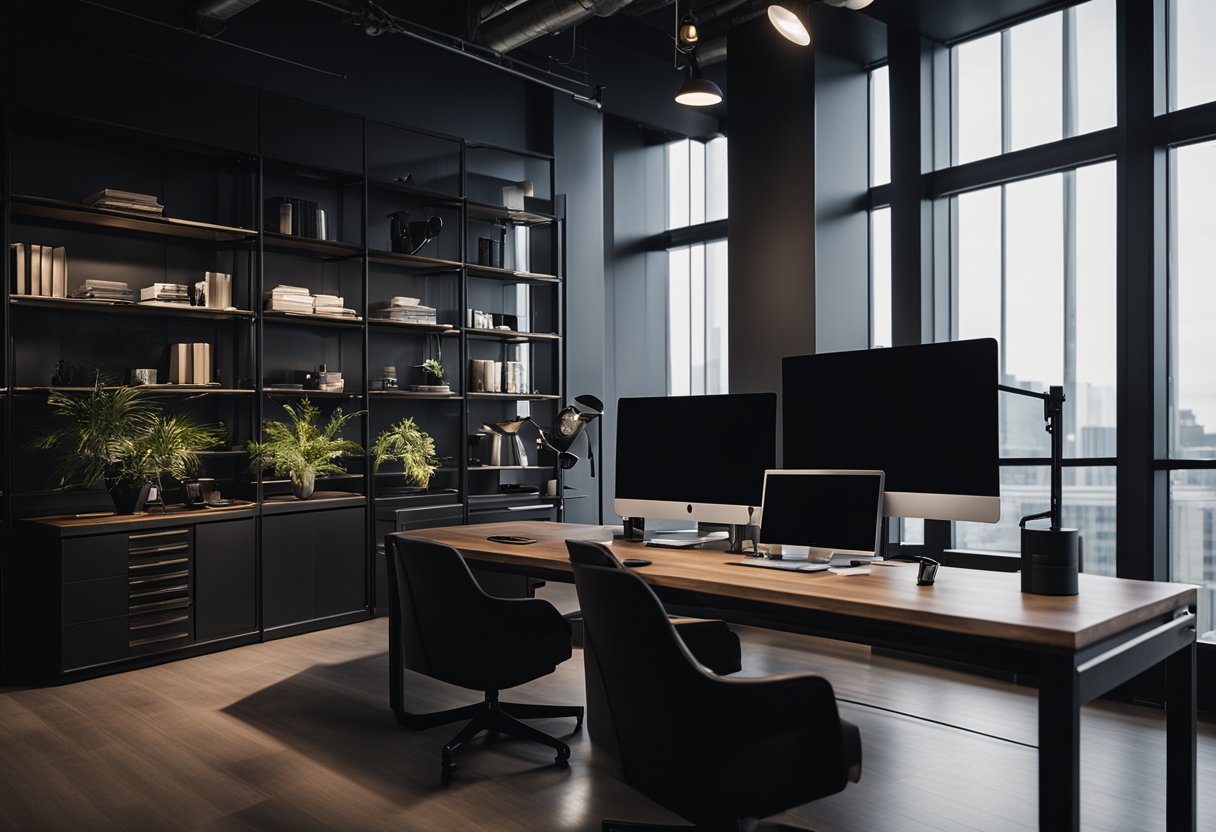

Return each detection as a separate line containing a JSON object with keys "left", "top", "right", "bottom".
{"left": 109, "top": 482, "right": 151, "bottom": 515}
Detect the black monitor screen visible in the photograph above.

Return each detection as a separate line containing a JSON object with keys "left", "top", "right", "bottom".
{"left": 760, "top": 472, "right": 883, "bottom": 552}
{"left": 615, "top": 393, "right": 777, "bottom": 508}
{"left": 781, "top": 339, "right": 999, "bottom": 498}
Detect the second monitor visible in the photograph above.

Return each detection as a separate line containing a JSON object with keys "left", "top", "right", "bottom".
{"left": 614, "top": 392, "right": 777, "bottom": 526}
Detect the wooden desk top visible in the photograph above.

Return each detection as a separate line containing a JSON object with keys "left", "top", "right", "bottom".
{"left": 405, "top": 521, "right": 1198, "bottom": 652}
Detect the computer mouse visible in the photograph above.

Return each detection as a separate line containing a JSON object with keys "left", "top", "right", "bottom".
{"left": 621, "top": 558, "right": 652, "bottom": 568}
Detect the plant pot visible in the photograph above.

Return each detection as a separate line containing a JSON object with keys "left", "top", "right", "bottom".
{"left": 109, "top": 481, "right": 151, "bottom": 515}
{"left": 291, "top": 469, "right": 316, "bottom": 500}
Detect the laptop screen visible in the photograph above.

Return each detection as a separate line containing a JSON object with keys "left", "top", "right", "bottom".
{"left": 759, "top": 470, "right": 885, "bottom": 556}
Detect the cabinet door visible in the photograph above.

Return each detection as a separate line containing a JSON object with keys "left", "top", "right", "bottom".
{"left": 314, "top": 508, "right": 367, "bottom": 619}
{"left": 195, "top": 519, "right": 256, "bottom": 641}
{"left": 262, "top": 514, "right": 317, "bottom": 629}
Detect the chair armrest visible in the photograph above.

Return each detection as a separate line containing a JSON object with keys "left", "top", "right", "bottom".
{"left": 482, "top": 595, "right": 570, "bottom": 640}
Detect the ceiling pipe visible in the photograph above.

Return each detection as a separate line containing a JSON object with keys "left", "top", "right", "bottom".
{"left": 694, "top": 3, "right": 766, "bottom": 66}
{"left": 479, "top": 0, "right": 637, "bottom": 54}
{"left": 194, "top": 0, "right": 261, "bottom": 21}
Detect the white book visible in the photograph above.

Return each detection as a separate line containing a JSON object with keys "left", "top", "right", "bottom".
{"left": 11, "top": 243, "right": 26, "bottom": 296}
{"left": 269, "top": 285, "right": 309, "bottom": 295}
{"left": 30, "top": 245, "right": 44, "bottom": 296}
{"left": 83, "top": 279, "right": 129, "bottom": 290}
{"left": 51, "top": 247, "right": 67, "bottom": 298}
{"left": 191, "top": 343, "right": 211, "bottom": 385}
{"left": 169, "top": 343, "right": 192, "bottom": 385}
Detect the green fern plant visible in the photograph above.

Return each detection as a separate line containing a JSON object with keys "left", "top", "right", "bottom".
{"left": 248, "top": 399, "right": 364, "bottom": 495}
{"left": 370, "top": 417, "right": 440, "bottom": 488}
{"left": 419, "top": 357, "right": 445, "bottom": 382}
{"left": 113, "top": 415, "right": 228, "bottom": 486}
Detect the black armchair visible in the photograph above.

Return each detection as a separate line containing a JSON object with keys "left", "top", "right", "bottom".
{"left": 568, "top": 539, "right": 862, "bottom": 831}
{"left": 386, "top": 535, "right": 584, "bottom": 782}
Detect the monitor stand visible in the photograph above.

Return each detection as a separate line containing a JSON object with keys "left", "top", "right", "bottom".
{"left": 727, "top": 523, "right": 758, "bottom": 554}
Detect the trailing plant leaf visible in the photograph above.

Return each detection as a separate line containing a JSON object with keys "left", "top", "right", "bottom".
{"left": 248, "top": 398, "right": 365, "bottom": 483}
{"left": 370, "top": 417, "right": 440, "bottom": 487}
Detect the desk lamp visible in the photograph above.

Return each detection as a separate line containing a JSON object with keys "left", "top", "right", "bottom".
{"left": 999, "top": 384, "right": 1079, "bottom": 595}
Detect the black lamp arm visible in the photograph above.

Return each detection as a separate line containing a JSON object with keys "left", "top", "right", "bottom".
{"left": 999, "top": 383, "right": 1066, "bottom": 530}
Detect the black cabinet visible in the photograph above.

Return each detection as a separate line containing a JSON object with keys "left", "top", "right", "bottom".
{"left": 262, "top": 502, "right": 367, "bottom": 634}
{"left": 195, "top": 519, "right": 257, "bottom": 642}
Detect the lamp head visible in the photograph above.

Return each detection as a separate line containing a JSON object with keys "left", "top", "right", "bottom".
{"left": 574, "top": 393, "right": 604, "bottom": 415}
{"left": 675, "top": 74, "right": 724, "bottom": 107}
{"left": 767, "top": 3, "right": 811, "bottom": 46}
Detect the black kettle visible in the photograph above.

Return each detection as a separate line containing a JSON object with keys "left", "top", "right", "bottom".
{"left": 387, "top": 211, "right": 443, "bottom": 255}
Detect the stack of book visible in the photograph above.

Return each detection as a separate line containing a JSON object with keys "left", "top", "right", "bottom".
{"left": 313, "top": 294, "right": 357, "bottom": 320}
{"left": 309, "top": 366, "right": 345, "bottom": 394}
{"left": 71, "top": 279, "right": 133, "bottom": 303}
{"left": 265, "top": 285, "right": 315, "bottom": 314}
{"left": 139, "top": 283, "right": 190, "bottom": 304}
{"left": 369, "top": 297, "right": 438, "bottom": 325}
{"left": 85, "top": 189, "right": 164, "bottom": 215}
{"left": 11, "top": 243, "right": 68, "bottom": 298}
{"left": 167, "top": 343, "right": 213, "bottom": 386}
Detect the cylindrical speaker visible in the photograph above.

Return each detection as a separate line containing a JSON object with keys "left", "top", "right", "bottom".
{"left": 1021, "top": 526, "right": 1080, "bottom": 596}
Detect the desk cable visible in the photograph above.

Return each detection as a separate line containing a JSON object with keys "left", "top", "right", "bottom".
{"left": 835, "top": 697, "right": 1039, "bottom": 750}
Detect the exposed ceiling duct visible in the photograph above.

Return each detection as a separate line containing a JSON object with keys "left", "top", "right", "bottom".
{"left": 479, "top": 0, "right": 638, "bottom": 54}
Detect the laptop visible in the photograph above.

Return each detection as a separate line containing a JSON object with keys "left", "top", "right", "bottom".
{"left": 740, "top": 469, "right": 885, "bottom": 570}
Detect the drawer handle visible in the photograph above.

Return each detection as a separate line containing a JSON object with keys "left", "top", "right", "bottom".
{"left": 128, "top": 529, "right": 190, "bottom": 541}
{"left": 129, "top": 597, "right": 190, "bottom": 613}
{"left": 130, "top": 584, "right": 189, "bottom": 601}
{"left": 129, "top": 570, "right": 190, "bottom": 586}
{"left": 129, "top": 557, "right": 189, "bottom": 571}
{"left": 129, "top": 631, "right": 190, "bottom": 648}
{"left": 129, "top": 614, "right": 190, "bottom": 632}
{"left": 129, "top": 543, "right": 190, "bottom": 556}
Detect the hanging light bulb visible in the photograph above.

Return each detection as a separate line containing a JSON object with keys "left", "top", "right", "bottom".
{"left": 678, "top": 12, "right": 699, "bottom": 47}
{"left": 767, "top": 3, "right": 811, "bottom": 46}
{"left": 675, "top": 67, "right": 724, "bottom": 107}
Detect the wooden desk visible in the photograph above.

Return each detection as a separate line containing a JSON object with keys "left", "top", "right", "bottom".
{"left": 393, "top": 522, "right": 1199, "bottom": 832}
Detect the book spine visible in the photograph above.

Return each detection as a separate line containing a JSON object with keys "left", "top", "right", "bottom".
{"left": 31, "top": 245, "right": 44, "bottom": 296}
{"left": 169, "top": 343, "right": 191, "bottom": 385}
{"left": 192, "top": 343, "right": 211, "bottom": 385}
{"left": 53, "top": 248, "right": 67, "bottom": 298}
{"left": 11, "top": 243, "right": 26, "bottom": 296}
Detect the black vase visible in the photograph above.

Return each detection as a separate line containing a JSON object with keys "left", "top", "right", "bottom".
{"left": 109, "top": 482, "right": 150, "bottom": 515}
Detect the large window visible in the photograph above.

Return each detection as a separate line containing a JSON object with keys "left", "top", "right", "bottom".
{"left": 953, "top": 0, "right": 1115, "bottom": 165}
{"left": 869, "top": 65, "right": 891, "bottom": 349}
{"left": 947, "top": 2, "right": 1117, "bottom": 573}
{"left": 1169, "top": 139, "right": 1216, "bottom": 640}
{"left": 667, "top": 137, "right": 729, "bottom": 395}
{"left": 1169, "top": 0, "right": 1216, "bottom": 112}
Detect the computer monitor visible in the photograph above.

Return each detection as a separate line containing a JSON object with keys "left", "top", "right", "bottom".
{"left": 758, "top": 470, "right": 885, "bottom": 561}
{"left": 781, "top": 338, "right": 1000, "bottom": 523}
{"left": 614, "top": 392, "right": 777, "bottom": 526}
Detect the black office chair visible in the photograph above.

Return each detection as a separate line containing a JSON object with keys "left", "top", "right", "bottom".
{"left": 568, "top": 540, "right": 862, "bottom": 831}
{"left": 387, "top": 535, "right": 584, "bottom": 782}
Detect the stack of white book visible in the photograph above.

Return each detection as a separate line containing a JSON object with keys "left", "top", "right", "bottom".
{"left": 140, "top": 283, "right": 190, "bottom": 304}
{"left": 72, "top": 279, "right": 132, "bottom": 302}
{"left": 168, "top": 343, "right": 213, "bottom": 385}
{"left": 11, "top": 243, "right": 68, "bottom": 298}
{"left": 313, "top": 293, "right": 357, "bottom": 319}
{"left": 369, "top": 296, "right": 437, "bottom": 324}
{"left": 265, "top": 285, "right": 315, "bottom": 314}
{"left": 85, "top": 189, "right": 164, "bottom": 215}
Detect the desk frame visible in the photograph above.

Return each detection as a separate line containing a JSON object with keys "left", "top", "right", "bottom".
{"left": 389, "top": 527, "right": 1198, "bottom": 832}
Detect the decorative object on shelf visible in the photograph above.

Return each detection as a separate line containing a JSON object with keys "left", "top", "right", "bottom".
{"left": 394, "top": 174, "right": 416, "bottom": 186}
{"left": 470, "top": 359, "right": 502, "bottom": 393}
{"left": 412, "top": 335, "right": 449, "bottom": 393}
{"left": 130, "top": 368, "right": 157, "bottom": 386}
{"left": 387, "top": 210, "right": 443, "bottom": 255}
{"left": 477, "top": 236, "right": 504, "bottom": 268}
{"left": 267, "top": 197, "right": 327, "bottom": 240}
{"left": 71, "top": 278, "right": 132, "bottom": 302}
{"left": 193, "top": 271, "right": 233, "bottom": 310}
{"left": 306, "top": 364, "right": 345, "bottom": 394}
{"left": 85, "top": 188, "right": 163, "bottom": 215}
{"left": 466, "top": 308, "right": 494, "bottom": 330}
{"left": 168, "top": 342, "right": 213, "bottom": 385}
{"left": 501, "top": 180, "right": 533, "bottom": 211}
{"left": 372, "top": 365, "right": 399, "bottom": 391}
{"left": 248, "top": 398, "right": 365, "bottom": 500}
{"left": 370, "top": 417, "right": 441, "bottom": 492}
{"left": 492, "top": 313, "right": 520, "bottom": 331}
{"left": 370, "top": 296, "right": 437, "bottom": 324}
{"left": 51, "top": 359, "right": 81, "bottom": 387}
{"left": 11, "top": 243, "right": 67, "bottom": 298}
{"left": 491, "top": 417, "right": 533, "bottom": 467}
{"left": 34, "top": 376, "right": 226, "bottom": 515}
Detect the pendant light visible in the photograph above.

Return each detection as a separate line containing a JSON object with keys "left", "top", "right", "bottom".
{"left": 672, "top": 2, "right": 722, "bottom": 108}
{"left": 767, "top": 3, "right": 811, "bottom": 46}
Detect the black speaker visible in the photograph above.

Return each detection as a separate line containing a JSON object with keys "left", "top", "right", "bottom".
{"left": 1021, "top": 525, "right": 1080, "bottom": 596}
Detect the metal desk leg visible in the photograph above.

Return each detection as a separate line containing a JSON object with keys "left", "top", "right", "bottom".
{"left": 1039, "top": 657, "right": 1081, "bottom": 831}
{"left": 1166, "top": 640, "right": 1197, "bottom": 832}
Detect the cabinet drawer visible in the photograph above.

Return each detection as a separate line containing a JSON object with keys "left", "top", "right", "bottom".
{"left": 62, "top": 534, "right": 128, "bottom": 582}
{"left": 62, "top": 618, "right": 128, "bottom": 671}
{"left": 63, "top": 577, "right": 128, "bottom": 626}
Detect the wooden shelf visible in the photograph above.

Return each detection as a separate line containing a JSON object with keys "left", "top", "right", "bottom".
{"left": 11, "top": 295, "right": 255, "bottom": 321}
{"left": 368, "top": 390, "right": 463, "bottom": 400}
{"left": 262, "top": 232, "right": 363, "bottom": 259}
{"left": 466, "top": 199, "right": 556, "bottom": 227}
{"left": 262, "top": 310, "right": 363, "bottom": 328}
{"left": 263, "top": 388, "right": 364, "bottom": 399}
{"left": 22, "top": 500, "right": 259, "bottom": 536}
{"left": 465, "top": 263, "right": 561, "bottom": 285}
{"left": 366, "top": 177, "right": 462, "bottom": 206}
{"left": 367, "top": 319, "right": 459, "bottom": 334}
{"left": 10, "top": 195, "right": 257, "bottom": 242}
{"left": 12, "top": 386, "right": 254, "bottom": 396}
{"left": 367, "top": 248, "right": 463, "bottom": 272}
{"left": 467, "top": 392, "right": 561, "bottom": 401}
{"left": 466, "top": 328, "right": 560, "bottom": 343}
{"left": 468, "top": 465, "right": 554, "bottom": 471}
{"left": 263, "top": 158, "right": 363, "bottom": 186}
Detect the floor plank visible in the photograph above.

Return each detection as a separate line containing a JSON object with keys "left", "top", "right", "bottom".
{"left": 0, "top": 582, "right": 1211, "bottom": 832}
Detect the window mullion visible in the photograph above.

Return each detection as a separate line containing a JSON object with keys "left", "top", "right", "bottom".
{"left": 1001, "top": 29, "right": 1013, "bottom": 154}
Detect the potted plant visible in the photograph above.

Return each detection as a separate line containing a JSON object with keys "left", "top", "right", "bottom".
{"left": 35, "top": 377, "right": 226, "bottom": 514}
{"left": 370, "top": 417, "right": 441, "bottom": 492}
{"left": 248, "top": 398, "right": 364, "bottom": 499}
{"left": 412, "top": 335, "right": 450, "bottom": 393}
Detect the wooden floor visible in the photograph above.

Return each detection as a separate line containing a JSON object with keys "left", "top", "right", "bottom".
{"left": 0, "top": 583, "right": 1212, "bottom": 832}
